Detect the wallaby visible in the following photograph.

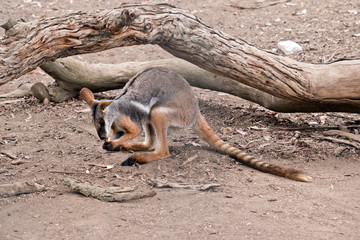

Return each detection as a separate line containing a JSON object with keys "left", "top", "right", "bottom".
{"left": 80, "top": 67, "right": 312, "bottom": 182}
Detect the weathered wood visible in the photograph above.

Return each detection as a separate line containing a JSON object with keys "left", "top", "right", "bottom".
{"left": 39, "top": 57, "right": 360, "bottom": 112}
{"left": 1, "top": 3, "right": 360, "bottom": 105}
{"left": 148, "top": 179, "right": 221, "bottom": 191}
{"left": 63, "top": 178, "right": 157, "bottom": 202}
{"left": 0, "top": 181, "right": 46, "bottom": 198}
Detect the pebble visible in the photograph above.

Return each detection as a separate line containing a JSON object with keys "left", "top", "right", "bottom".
{"left": 308, "top": 121, "right": 319, "bottom": 126}
{"left": 10, "top": 160, "right": 25, "bottom": 165}
{"left": 348, "top": 9, "right": 358, "bottom": 15}
{"left": 277, "top": 40, "right": 303, "bottom": 55}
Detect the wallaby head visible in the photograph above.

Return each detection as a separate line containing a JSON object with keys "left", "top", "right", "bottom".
{"left": 79, "top": 88, "right": 123, "bottom": 140}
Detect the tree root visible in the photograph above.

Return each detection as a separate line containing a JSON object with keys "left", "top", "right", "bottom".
{"left": 36, "top": 57, "right": 360, "bottom": 113}
{"left": 0, "top": 181, "right": 46, "bottom": 198}
{"left": 63, "top": 178, "right": 157, "bottom": 202}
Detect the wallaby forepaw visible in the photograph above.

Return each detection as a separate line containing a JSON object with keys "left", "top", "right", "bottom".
{"left": 103, "top": 141, "right": 122, "bottom": 151}
{"left": 121, "top": 156, "right": 136, "bottom": 166}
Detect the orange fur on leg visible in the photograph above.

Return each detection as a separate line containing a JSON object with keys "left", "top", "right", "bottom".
{"left": 122, "top": 112, "right": 170, "bottom": 165}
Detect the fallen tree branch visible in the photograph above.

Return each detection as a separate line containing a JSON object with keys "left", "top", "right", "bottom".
{"left": 1, "top": 3, "right": 360, "bottom": 107}
{"left": 0, "top": 181, "right": 46, "bottom": 198}
{"left": 63, "top": 178, "right": 156, "bottom": 202}
{"left": 148, "top": 178, "right": 221, "bottom": 191}
{"left": 35, "top": 57, "right": 360, "bottom": 113}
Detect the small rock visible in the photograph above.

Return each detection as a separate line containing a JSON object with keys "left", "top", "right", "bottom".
{"left": 222, "top": 127, "right": 233, "bottom": 135}
{"left": 293, "top": 9, "right": 307, "bottom": 15}
{"left": 277, "top": 40, "right": 303, "bottom": 55}
{"left": 31, "top": 82, "right": 51, "bottom": 102}
{"left": 312, "top": 18, "right": 319, "bottom": 22}
{"left": 308, "top": 121, "right": 319, "bottom": 126}
{"left": 334, "top": 147, "right": 347, "bottom": 156}
{"left": 263, "top": 135, "right": 271, "bottom": 141}
{"left": 348, "top": 9, "right": 358, "bottom": 15}
{"left": 10, "top": 160, "right": 25, "bottom": 165}
{"left": 43, "top": 98, "right": 50, "bottom": 105}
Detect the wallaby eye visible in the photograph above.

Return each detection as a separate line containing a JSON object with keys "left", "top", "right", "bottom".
{"left": 99, "top": 119, "right": 105, "bottom": 127}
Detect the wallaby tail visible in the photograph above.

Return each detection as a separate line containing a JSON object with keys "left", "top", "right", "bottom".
{"left": 194, "top": 114, "right": 312, "bottom": 182}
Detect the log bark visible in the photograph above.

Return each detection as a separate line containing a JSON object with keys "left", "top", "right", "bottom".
{"left": 1, "top": 3, "right": 360, "bottom": 106}
{"left": 38, "top": 57, "right": 360, "bottom": 113}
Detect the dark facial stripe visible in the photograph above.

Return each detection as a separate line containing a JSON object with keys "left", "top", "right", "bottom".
{"left": 92, "top": 102, "right": 100, "bottom": 121}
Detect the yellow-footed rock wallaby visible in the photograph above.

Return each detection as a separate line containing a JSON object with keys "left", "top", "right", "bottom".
{"left": 80, "top": 67, "right": 312, "bottom": 182}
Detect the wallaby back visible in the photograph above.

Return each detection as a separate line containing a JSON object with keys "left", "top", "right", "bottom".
{"left": 194, "top": 114, "right": 313, "bottom": 182}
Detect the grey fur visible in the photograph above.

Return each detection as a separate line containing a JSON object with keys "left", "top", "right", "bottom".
{"left": 103, "top": 67, "right": 199, "bottom": 138}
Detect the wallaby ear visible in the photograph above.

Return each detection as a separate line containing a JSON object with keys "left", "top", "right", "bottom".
{"left": 99, "top": 101, "right": 112, "bottom": 111}
{"left": 80, "top": 88, "right": 96, "bottom": 106}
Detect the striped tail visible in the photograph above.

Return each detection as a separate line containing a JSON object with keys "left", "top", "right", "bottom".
{"left": 194, "top": 114, "right": 312, "bottom": 182}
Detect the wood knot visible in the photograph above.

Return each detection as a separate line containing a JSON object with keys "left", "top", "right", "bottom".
{"left": 108, "top": 9, "right": 136, "bottom": 33}
{"left": 144, "top": 23, "right": 152, "bottom": 31}
{"left": 116, "top": 9, "right": 136, "bottom": 27}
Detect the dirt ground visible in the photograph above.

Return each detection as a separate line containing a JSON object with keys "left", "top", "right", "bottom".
{"left": 1, "top": 0, "right": 360, "bottom": 239}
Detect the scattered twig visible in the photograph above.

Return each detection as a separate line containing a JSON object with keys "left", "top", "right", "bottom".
{"left": 323, "top": 130, "right": 360, "bottom": 142}
{"left": 148, "top": 179, "right": 221, "bottom": 191}
{"left": 88, "top": 163, "right": 114, "bottom": 169}
{"left": 63, "top": 178, "right": 156, "bottom": 202}
{"left": 0, "top": 151, "right": 17, "bottom": 160}
{"left": 180, "top": 155, "right": 198, "bottom": 166}
{"left": 0, "top": 99, "right": 24, "bottom": 105}
{"left": 0, "top": 181, "right": 46, "bottom": 198}
{"left": 49, "top": 170, "right": 91, "bottom": 175}
{"left": 25, "top": 112, "right": 32, "bottom": 122}
{"left": 271, "top": 125, "right": 360, "bottom": 131}
{"left": 230, "top": 0, "right": 290, "bottom": 10}
{"left": 10, "top": 159, "right": 26, "bottom": 165}
{"left": 325, "top": 48, "right": 349, "bottom": 63}
{"left": 313, "top": 136, "right": 360, "bottom": 149}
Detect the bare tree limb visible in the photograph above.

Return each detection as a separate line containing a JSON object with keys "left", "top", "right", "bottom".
{"left": 1, "top": 3, "right": 360, "bottom": 106}
{"left": 35, "top": 57, "right": 360, "bottom": 113}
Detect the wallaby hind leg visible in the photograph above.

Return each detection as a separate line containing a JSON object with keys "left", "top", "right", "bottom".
{"left": 122, "top": 111, "right": 170, "bottom": 166}
{"left": 121, "top": 123, "right": 156, "bottom": 151}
